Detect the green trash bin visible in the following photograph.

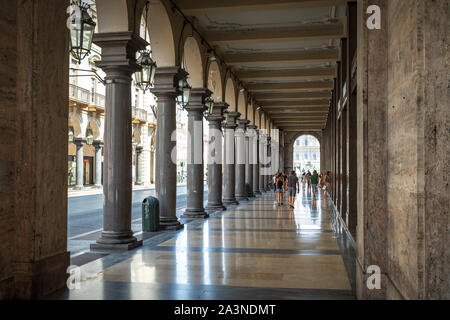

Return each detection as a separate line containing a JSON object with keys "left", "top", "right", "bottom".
{"left": 245, "top": 182, "right": 251, "bottom": 197}
{"left": 142, "top": 196, "right": 159, "bottom": 232}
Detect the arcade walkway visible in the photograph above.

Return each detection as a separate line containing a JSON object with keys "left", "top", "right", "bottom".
{"left": 49, "top": 187, "right": 355, "bottom": 300}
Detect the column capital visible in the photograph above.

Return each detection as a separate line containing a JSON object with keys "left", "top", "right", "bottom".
{"left": 150, "top": 66, "right": 188, "bottom": 98}
{"left": 93, "top": 32, "right": 148, "bottom": 76}
{"left": 237, "top": 119, "right": 250, "bottom": 130}
{"left": 74, "top": 138, "right": 86, "bottom": 146}
{"left": 136, "top": 145, "right": 143, "bottom": 153}
{"left": 247, "top": 125, "right": 257, "bottom": 130}
{"left": 93, "top": 140, "right": 104, "bottom": 148}
{"left": 223, "top": 111, "right": 240, "bottom": 129}
{"left": 206, "top": 102, "right": 228, "bottom": 123}
{"left": 185, "top": 88, "right": 212, "bottom": 113}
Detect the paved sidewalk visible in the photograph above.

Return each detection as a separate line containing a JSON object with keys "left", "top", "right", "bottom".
{"left": 68, "top": 183, "right": 188, "bottom": 198}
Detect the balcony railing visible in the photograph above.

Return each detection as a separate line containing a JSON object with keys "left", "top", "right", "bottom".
{"left": 69, "top": 84, "right": 105, "bottom": 110}
{"left": 91, "top": 93, "right": 105, "bottom": 109}
{"left": 132, "top": 107, "right": 147, "bottom": 122}
{"left": 69, "top": 84, "right": 90, "bottom": 104}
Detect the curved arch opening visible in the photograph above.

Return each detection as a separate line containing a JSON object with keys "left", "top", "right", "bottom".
{"left": 237, "top": 92, "right": 246, "bottom": 119}
{"left": 225, "top": 78, "right": 236, "bottom": 111}
{"left": 207, "top": 61, "right": 222, "bottom": 102}
{"left": 293, "top": 134, "right": 320, "bottom": 175}
{"left": 183, "top": 37, "right": 203, "bottom": 88}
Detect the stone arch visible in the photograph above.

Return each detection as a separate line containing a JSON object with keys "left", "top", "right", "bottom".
{"left": 237, "top": 92, "right": 246, "bottom": 119}
{"left": 132, "top": 126, "right": 141, "bottom": 145}
{"left": 68, "top": 114, "right": 83, "bottom": 138}
{"left": 145, "top": 0, "right": 176, "bottom": 67}
{"left": 288, "top": 131, "right": 322, "bottom": 146}
{"left": 96, "top": 0, "right": 129, "bottom": 33}
{"left": 86, "top": 119, "right": 101, "bottom": 141}
{"left": 261, "top": 113, "right": 266, "bottom": 130}
{"left": 224, "top": 77, "right": 236, "bottom": 111}
{"left": 182, "top": 36, "right": 203, "bottom": 88}
{"left": 255, "top": 108, "right": 260, "bottom": 128}
{"left": 206, "top": 60, "right": 223, "bottom": 102}
{"left": 247, "top": 101, "right": 254, "bottom": 125}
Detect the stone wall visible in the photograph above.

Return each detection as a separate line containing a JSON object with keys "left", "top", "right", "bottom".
{"left": 354, "top": 0, "right": 449, "bottom": 300}
{"left": 0, "top": 0, "right": 70, "bottom": 299}
{"left": 385, "top": 0, "right": 449, "bottom": 299}
{"left": 0, "top": 0, "right": 18, "bottom": 299}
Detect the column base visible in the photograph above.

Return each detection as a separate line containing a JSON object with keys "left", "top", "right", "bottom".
{"left": 94, "top": 184, "right": 102, "bottom": 189}
{"left": 91, "top": 231, "right": 142, "bottom": 251}
{"left": 254, "top": 191, "right": 262, "bottom": 195}
{"left": 259, "top": 188, "right": 266, "bottom": 193}
{"left": 181, "top": 209, "right": 209, "bottom": 219}
{"left": 159, "top": 219, "right": 184, "bottom": 231}
{"left": 205, "top": 203, "right": 227, "bottom": 211}
{"left": 223, "top": 198, "right": 239, "bottom": 205}
{"left": 134, "top": 182, "right": 143, "bottom": 186}
{"left": 73, "top": 185, "right": 83, "bottom": 190}
{"left": 247, "top": 192, "right": 256, "bottom": 198}
{"left": 236, "top": 195, "right": 249, "bottom": 201}
{"left": 91, "top": 240, "right": 143, "bottom": 251}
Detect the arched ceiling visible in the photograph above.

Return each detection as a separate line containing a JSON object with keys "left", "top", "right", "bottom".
{"left": 175, "top": 0, "right": 347, "bottom": 132}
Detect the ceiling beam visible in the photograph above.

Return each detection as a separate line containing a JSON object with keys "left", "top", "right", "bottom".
{"left": 225, "top": 49, "right": 339, "bottom": 66}
{"left": 247, "top": 81, "right": 333, "bottom": 92}
{"left": 237, "top": 67, "right": 337, "bottom": 81}
{"left": 270, "top": 115, "right": 328, "bottom": 119}
{"left": 261, "top": 100, "right": 330, "bottom": 107}
{"left": 178, "top": 0, "right": 349, "bottom": 15}
{"left": 206, "top": 24, "right": 345, "bottom": 45}
{"left": 255, "top": 92, "right": 332, "bottom": 100}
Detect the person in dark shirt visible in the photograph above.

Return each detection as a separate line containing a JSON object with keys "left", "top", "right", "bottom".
{"left": 310, "top": 170, "right": 319, "bottom": 197}
{"left": 286, "top": 171, "right": 299, "bottom": 208}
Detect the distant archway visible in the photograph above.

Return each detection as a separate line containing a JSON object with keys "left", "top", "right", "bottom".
{"left": 292, "top": 134, "right": 321, "bottom": 174}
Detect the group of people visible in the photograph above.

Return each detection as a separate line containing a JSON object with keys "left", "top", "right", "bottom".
{"left": 272, "top": 170, "right": 332, "bottom": 208}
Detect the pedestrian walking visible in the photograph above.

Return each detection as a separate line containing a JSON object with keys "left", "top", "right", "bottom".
{"left": 286, "top": 171, "right": 299, "bottom": 209}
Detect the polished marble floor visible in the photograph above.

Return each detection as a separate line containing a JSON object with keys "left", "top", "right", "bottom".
{"left": 49, "top": 186, "right": 356, "bottom": 300}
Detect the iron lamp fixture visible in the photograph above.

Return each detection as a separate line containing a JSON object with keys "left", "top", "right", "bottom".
{"left": 69, "top": 1, "right": 96, "bottom": 63}
{"left": 176, "top": 78, "right": 191, "bottom": 108}
{"left": 135, "top": 50, "right": 157, "bottom": 92}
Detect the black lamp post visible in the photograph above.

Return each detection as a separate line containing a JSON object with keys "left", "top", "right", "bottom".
{"left": 69, "top": 1, "right": 96, "bottom": 63}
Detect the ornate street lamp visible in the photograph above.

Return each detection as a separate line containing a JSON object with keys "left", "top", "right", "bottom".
{"left": 134, "top": 1, "right": 157, "bottom": 92}
{"left": 69, "top": 1, "right": 96, "bottom": 63}
{"left": 176, "top": 78, "right": 191, "bottom": 109}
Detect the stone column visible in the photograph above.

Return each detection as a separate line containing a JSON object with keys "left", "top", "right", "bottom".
{"left": 253, "top": 127, "right": 261, "bottom": 195}
{"left": 151, "top": 67, "right": 188, "bottom": 230}
{"left": 246, "top": 125, "right": 257, "bottom": 197}
{"left": 91, "top": 32, "right": 147, "bottom": 250}
{"left": 259, "top": 131, "right": 266, "bottom": 193}
{"left": 265, "top": 136, "right": 272, "bottom": 191}
{"left": 222, "top": 111, "right": 240, "bottom": 205}
{"left": 205, "top": 102, "right": 228, "bottom": 211}
{"left": 74, "top": 138, "right": 85, "bottom": 189}
{"left": 135, "top": 146, "right": 143, "bottom": 185}
{"left": 182, "top": 88, "right": 211, "bottom": 219}
{"left": 235, "top": 119, "right": 249, "bottom": 201}
{"left": 93, "top": 140, "right": 103, "bottom": 187}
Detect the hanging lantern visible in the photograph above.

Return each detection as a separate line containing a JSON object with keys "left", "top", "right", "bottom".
{"left": 69, "top": 1, "right": 96, "bottom": 63}
{"left": 85, "top": 128, "right": 94, "bottom": 145}
{"left": 205, "top": 97, "right": 214, "bottom": 115}
{"left": 68, "top": 126, "right": 74, "bottom": 143}
{"left": 135, "top": 50, "right": 157, "bottom": 92}
{"left": 176, "top": 78, "right": 191, "bottom": 108}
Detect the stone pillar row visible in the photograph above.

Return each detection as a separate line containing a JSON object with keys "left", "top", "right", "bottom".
{"left": 90, "top": 31, "right": 272, "bottom": 250}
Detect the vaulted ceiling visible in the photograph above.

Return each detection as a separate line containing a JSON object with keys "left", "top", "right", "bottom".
{"left": 176, "top": 0, "right": 348, "bottom": 132}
